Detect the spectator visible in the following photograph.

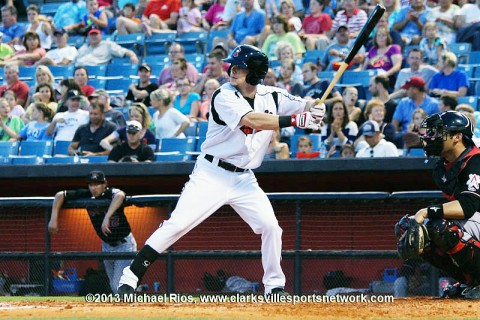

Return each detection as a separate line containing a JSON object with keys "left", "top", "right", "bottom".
{"left": 0, "top": 31, "right": 46, "bottom": 67}
{"left": 321, "top": 24, "right": 365, "bottom": 71}
{"left": 192, "top": 51, "right": 229, "bottom": 97}
{"left": 0, "top": 32, "right": 14, "bottom": 60}
{"left": 365, "top": 12, "right": 403, "bottom": 50}
{"left": 126, "top": 63, "right": 159, "bottom": 107}
{"left": 362, "top": 98, "right": 396, "bottom": 144}
{"left": 328, "top": 0, "right": 368, "bottom": 40}
{"left": 340, "top": 143, "right": 355, "bottom": 158}
{"left": 273, "top": 41, "right": 303, "bottom": 83}
{"left": 426, "top": 0, "right": 459, "bottom": 44}
{"left": 174, "top": 77, "right": 201, "bottom": 119}
{"left": 428, "top": 52, "right": 469, "bottom": 98}
{"left": 301, "top": 62, "right": 342, "bottom": 104}
{"left": 295, "top": 135, "right": 320, "bottom": 159}
{"left": 202, "top": 0, "right": 227, "bottom": 31}
{"left": 151, "top": 88, "right": 190, "bottom": 140}
{"left": 342, "top": 86, "right": 362, "bottom": 123}
{"left": 46, "top": 89, "right": 90, "bottom": 142}
{"left": 262, "top": 14, "right": 305, "bottom": 59}
{"left": 439, "top": 94, "right": 458, "bottom": 112}
{"left": 53, "top": 0, "right": 87, "bottom": 31}
{"left": 0, "top": 63, "right": 29, "bottom": 107}
{"left": 198, "top": 79, "right": 220, "bottom": 121}
{"left": 74, "top": 66, "right": 95, "bottom": 97}
{"left": 157, "top": 43, "right": 199, "bottom": 86}
{"left": 0, "top": 5, "right": 26, "bottom": 46}
{"left": 418, "top": 22, "right": 446, "bottom": 67}
{"left": 24, "top": 84, "right": 58, "bottom": 123}
{"left": 35, "top": 28, "right": 78, "bottom": 66}
{"left": 30, "top": 65, "right": 56, "bottom": 98}
{"left": 160, "top": 57, "right": 188, "bottom": 93}
{"left": 55, "top": 79, "right": 88, "bottom": 113}
{"left": 0, "top": 97, "right": 24, "bottom": 141}
{"left": 263, "top": 67, "right": 278, "bottom": 87}
{"left": 177, "top": 0, "right": 202, "bottom": 35}
{"left": 355, "top": 120, "right": 398, "bottom": 157}
{"left": 392, "top": 48, "right": 437, "bottom": 99}
{"left": 368, "top": 75, "right": 397, "bottom": 123}
{"left": 392, "top": 76, "right": 440, "bottom": 133}
{"left": 68, "top": 101, "right": 117, "bottom": 156}
{"left": 100, "top": 103, "right": 156, "bottom": 151}
{"left": 298, "top": 0, "right": 332, "bottom": 50}
{"left": 277, "top": 58, "right": 303, "bottom": 97}
{"left": 74, "top": 28, "right": 139, "bottom": 66}
{"left": 363, "top": 26, "right": 402, "bottom": 85}
{"left": 25, "top": 4, "right": 53, "bottom": 49}
{"left": 455, "top": 104, "right": 480, "bottom": 141}
{"left": 77, "top": 0, "right": 109, "bottom": 35}
{"left": 113, "top": 2, "right": 142, "bottom": 35}
{"left": 226, "top": 0, "right": 265, "bottom": 49}
{"left": 320, "top": 100, "right": 359, "bottom": 152}
{"left": 382, "top": 0, "right": 401, "bottom": 29}
{"left": 4, "top": 90, "right": 24, "bottom": 118}
{"left": 392, "top": 0, "right": 429, "bottom": 45}
{"left": 17, "top": 102, "right": 53, "bottom": 141}
{"left": 90, "top": 89, "right": 126, "bottom": 128}
{"left": 107, "top": 120, "right": 154, "bottom": 162}
{"left": 266, "top": 129, "right": 290, "bottom": 159}
{"left": 454, "top": 0, "right": 480, "bottom": 51}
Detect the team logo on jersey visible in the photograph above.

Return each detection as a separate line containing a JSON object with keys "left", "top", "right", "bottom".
{"left": 466, "top": 174, "right": 480, "bottom": 191}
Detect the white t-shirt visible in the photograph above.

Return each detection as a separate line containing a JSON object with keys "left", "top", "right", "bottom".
{"left": 45, "top": 46, "right": 78, "bottom": 64}
{"left": 201, "top": 83, "right": 306, "bottom": 169}
{"left": 153, "top": 108, "right": 190, "bottom": 140}
{"left": 52, "top": 109, "right": 89, "bottom": 142}
{"left": 456, "top": 3, "right": 480, "bottom": 24}
{"left": 356, "top": 139, "right": 399, "bottom": 158}
{"left": 427, "top": 4, "right": 459, "bottom": 44}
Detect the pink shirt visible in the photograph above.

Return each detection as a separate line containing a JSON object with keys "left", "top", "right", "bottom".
{"left": 15, "top": 48, "right": 46, "bottom": 66}
{"left": 204, "top": 3, "right": 225, "bottom": 25}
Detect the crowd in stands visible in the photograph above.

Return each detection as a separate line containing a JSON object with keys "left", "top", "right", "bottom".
{"left": 0, "top": 0, "right": 478, "bottom": 162}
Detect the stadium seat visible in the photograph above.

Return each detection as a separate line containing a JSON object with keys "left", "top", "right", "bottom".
{"left": 154, "top": 151, "right": 185, "bottom": 161}
{"left": 83, "top": 155, "right": 109, "bottom": 163}
{"left": 9, "top": 155, "right": 39, "bottom": 165}
{"left": 143, "top": 54, "right": 169, "bottom": 66}
{"left": 88, "top": 79, "right": 107, "bottom": 90}
{"left": 449, "top": 43, "right": 471, "bottom": 64}
{"left": 158, "top": 137, "right": 195, "bottom": 153}
{"left": 176, "top": 31, "right": 208, "bottom": 53}
{"left": 53, "top": 140, "right": 71, "bottom": 156}
{"left": 206, "top": 29, "right": 229, "bottom": 52}
{"left": 85, "top": 65, "right": 107, "bottom": 79}
{"left": 19, "top": 141, "right": 53, "bottom": 157}
{"left": 115, "top": 33, "right": 145, "bottom": 55}
{"left": 458, "top": 96, "right": 479, "bottom": 110}
{"left": 49, "top": 65, "right": 75, "bottom": 81}
{"left": 106, "top": 64, "right": 139, "bottom": 79}
{"left": 458, "top": 64, "right": 474, "bottom": 78}
{"left": 318, "top": 71, "right": 335, "bottom": 79}
{"left": 303, "top": 50, "right": 325, "bottom": 64}
{"left": 18, "top": 66, "right": 36, "bottom": 81}
{"left": 0, "top": 141, "right": 18, "bottom": 164}
{"left": 468, "top": 51, "right": 480, "bottom": 65}
{"left": 183, "top": 121, "right": 198, "bottom": 137}
{"left": 195, "top": 136, "right": 206, "bottom": 152}
{"left": 340, "top": 70, "right": 376, "bottom": 100}
{"left": 67, "top": 35, "right": 85, "bottom": 48}
{"left": 44, "top": 156, "right": 76, "bottom": 164}
{"left": 144, "top": 32, "right": 176, "bottom": 55}
{"left": 198, "top": 121, "right": 208, "bottom": 137}
{"left": 109, "top": 57, "right": 133, "bottom": 65}
{"left": 404, "top": 148, "right": 426, "bottom": 157}
{"left": 106, "top": 78, "right": 134, "bottom": 94}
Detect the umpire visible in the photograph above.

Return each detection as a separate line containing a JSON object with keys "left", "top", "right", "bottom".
{"left": 48, "top": 170, "right": 137, "bottom": 293}
{"left": 396, "top": 111, "right": 480, "bottom": 299}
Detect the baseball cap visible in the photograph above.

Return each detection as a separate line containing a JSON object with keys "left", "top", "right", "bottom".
{"left": 401, "top": 76, "right": 425, "bottom": 90}
{"left": 359, "top": 120, "right": 380, "bottom": 137}
{"left": 53, "top": 28, "right": 66, "bottom": 36}
{"left": 138, "top": 63, "right": 151, "bottom": 72}
{"left": 337, "top": 24, "right": 349, "bottom": 32}
{"left": 86, "top": 170, "right": 106, "bottom": 183}
{"left": 214, "top": 42, "right": 228, "bottom": 54}
{"left": 126, "top": 120, "right": 142, "bottom": 133}
{"left": 90, "top": 89, "right": 108, "bottom": 98}
{"left": 66, "top": 89, "right": 82, "bottom": 100}
{"left": 88, "top": 28, "right": 101, "bottom": 35}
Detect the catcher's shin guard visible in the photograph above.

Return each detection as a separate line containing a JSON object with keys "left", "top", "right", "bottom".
{"left": 425, "top": 219, "right": 480, "bottom": 285}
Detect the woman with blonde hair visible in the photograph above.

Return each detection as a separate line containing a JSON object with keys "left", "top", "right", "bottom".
{"left": 151, "top": 88, "right": 190, "bottom": 140}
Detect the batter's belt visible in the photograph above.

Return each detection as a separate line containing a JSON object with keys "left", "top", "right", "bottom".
{"left": 204, "top": 154, "right": 246, "bottom": 173}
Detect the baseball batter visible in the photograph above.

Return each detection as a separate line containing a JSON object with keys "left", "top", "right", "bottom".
{"left": 396, "top": 111, "right": 480, "bottom": 299}
{"left": 48, "top": 170, "right": 137, "bottom": 294}
{"left": 118, "top": 45, "right": 325, "bottom": 296}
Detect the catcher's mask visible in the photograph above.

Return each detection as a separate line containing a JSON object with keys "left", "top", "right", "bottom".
{"left": 223, "top": 44, "right": 269, "bottom": 86}
{"left": 419, "top": 111, "right": 474, "bottom": 157}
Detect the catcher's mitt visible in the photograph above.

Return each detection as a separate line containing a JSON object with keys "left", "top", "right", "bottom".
{"left": 394, "top": 215, "right": 430, "bottom": 260}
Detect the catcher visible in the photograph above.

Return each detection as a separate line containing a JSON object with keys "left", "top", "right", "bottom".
{"left": 395, "top": 111, "right": 480, "bottom": 299}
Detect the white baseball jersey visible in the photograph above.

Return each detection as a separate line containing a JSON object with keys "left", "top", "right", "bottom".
{"left": 201, "top": 83, "right": 307, "bottom": 169}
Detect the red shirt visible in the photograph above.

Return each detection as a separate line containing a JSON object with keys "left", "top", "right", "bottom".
{"left": 301, "top": 13, "right": 332, "bottom": 34}
{"left": 144, "top": 0, "right": 180, "bottom": 21}
{"left": 82, "top": 84, "right": 95, "bottom": 97}
{"left": 0, "top": 80, "right": 29, "bottom": 106}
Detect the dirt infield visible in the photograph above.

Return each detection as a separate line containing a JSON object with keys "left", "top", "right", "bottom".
{"left": 0, "top": 297, "right": 479, "bottom": 319}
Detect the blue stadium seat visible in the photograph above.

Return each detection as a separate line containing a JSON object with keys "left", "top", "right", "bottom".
{"left": 88, "top": 79, "right": 106, "bottom": 90}
{"left": 0, "top": 141, "right": 18, "bottom": 164}
{"left": 67, "top": 35, "right": 85, "bottom": 48}
{"left": 44, "top": 156, "right": 76, "bottom": 164}
{"left": 144, "top": 32, "right": 176, "bottom": 55}
{"left": 340, "top": 70, "right": 376, "bottom": 100}
{"left": 458, "top": 96, "right": 479, "bottom": 110}
{"left": 106, "top": 64, "right": 139, "bottom": 79}
{"left": 269, "top": 59, "right": 281, "bottom": 68}
{"left": 143, "top": 54, "right": 169, "bottom": 66}
{"left": 115, "top": 33, "right": 145, "bottom": 55}
{"left": 18, "top": 66, "right": 36, "bottom": 81}
{"left": 184, "top": 121, "right": 198, "bottom": 137}
{"left": 83, "top": 155, "right": 109, "bottom": 163}
{"left": 49, "top": 65, "right": 75, "bottom": 81}
{"left": 303, "top": 50, "right": 325, "bottom": 64}
{"left": 449, "top": 43, "right": 471, "bottom": 65}
{"left": 40, "top": 3, "right": 58, "bottom": 17}
{"left": 19, "top": 141, "right": 53, "bottom": 157}
{"left": 404, "top": 148, "right": 426, "bottom": 157}
{"left": 109, "top": 57, "right": 133, "bottom": 66}
{"left": 318, "top": 71, "right": 335, "bottom": 79}
{"left": 53, "top": 140, "right": 71, "bottom": 156}
{"left": 198, "top": 121, "right": 208, "bottom": 137}
{"left": 10, "top": 155, "right": 39, "bottom": 165}
{"left": 206, "top": 29, "right": 229, "bottom": 52}
{"left": 195, "top": 136, "right": 206, "bottom": 152}
{"left": 176, "top": 31, "right": 208, "bottom": 53}
{"left": 468, "top": 51, "right": 480, "bottom": 65}
{"left": 85, "top": 65, "right": 107, "bottom": 79}
{"left": 458, "top": 64, "right": 475, "bottom": 78}
{"left": 158, "top": 137, "right": 195, "bottom": 153}
{"left": 106, "top": 78, "right": 135, "bottom": 93}
{"left": 154, "top": 151, "right": 185, "bottom": 162}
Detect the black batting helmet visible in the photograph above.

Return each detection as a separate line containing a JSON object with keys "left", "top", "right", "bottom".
{"left": 419, "top": 111, "right": 474, "bottom": 157}
{"left": 223, "top": 45, "right": 269, "bottom": 85}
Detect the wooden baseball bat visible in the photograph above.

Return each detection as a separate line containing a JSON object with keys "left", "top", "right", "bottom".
{"left": 317, "top": 4, "right": 386, "bottom": 105}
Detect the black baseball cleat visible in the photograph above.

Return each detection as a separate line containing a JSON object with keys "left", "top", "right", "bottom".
{"left": 464, "top": 285, "right": 480, "bottom": 300}
{"left": 440, "top": 282, "right": 468, "bottom": 299}
{"left": 269, "top": 287, "right": 290, "bottom": 296}
{"left": 118, "top": 284, "right": 135, "bottom": 295}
